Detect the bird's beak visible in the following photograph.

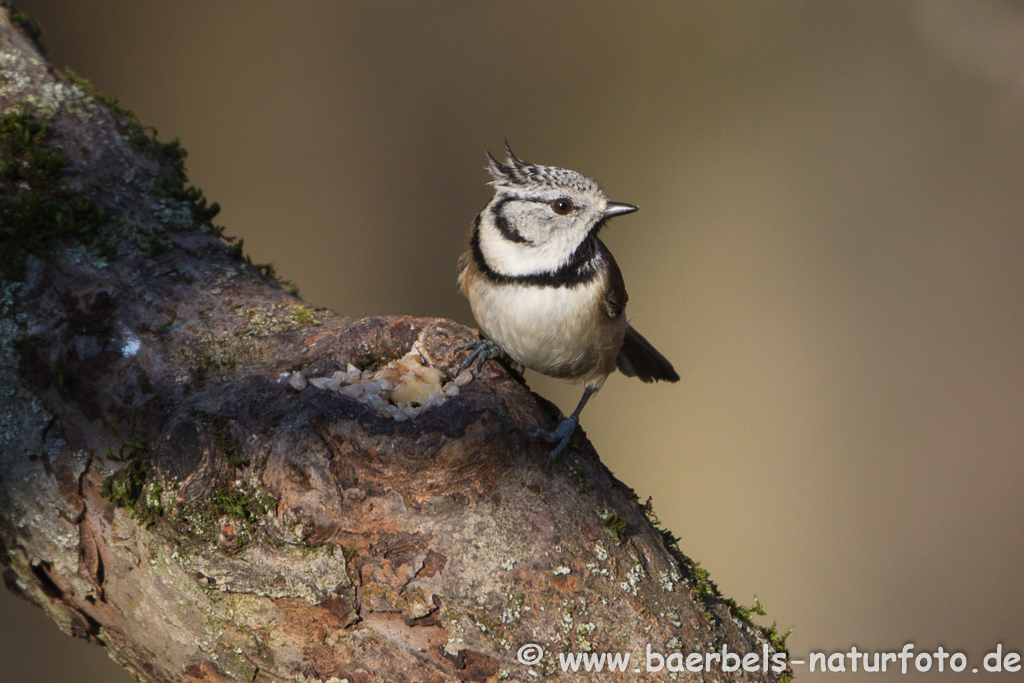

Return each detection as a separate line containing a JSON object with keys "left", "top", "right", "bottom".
{"left": 603, "top": 202, "right": 639, "bottom": 219}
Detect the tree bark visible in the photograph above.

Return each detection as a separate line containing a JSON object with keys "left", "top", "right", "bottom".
{"left": 0, "top": 9, "right": 786, "bottom": 682}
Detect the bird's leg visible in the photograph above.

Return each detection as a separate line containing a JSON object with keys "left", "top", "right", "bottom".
{"left": 533, "top": 384, "right": 600, "bottom": 461}
{"left": 456, "top": 338, "right": 507, "bottom": 375}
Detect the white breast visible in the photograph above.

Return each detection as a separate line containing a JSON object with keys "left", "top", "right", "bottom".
{"left": 466, "top": 278, "right": 625, "bottom": 381}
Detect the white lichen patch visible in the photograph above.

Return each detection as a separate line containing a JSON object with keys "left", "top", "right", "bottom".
{"left": 561, "top": 611, "right": 574, "bottom": 632}
{"left": 299, "top": 347, "right": 459, "bottom": 420}
{"left": 621, "top": 562, "right": 646, "bottom": 596}
{"left": 500, "top": 592, "right": 525, "bottom": 625}
{"left": 296, "top": 675, "right": 350, "bottom": 683}
{"left": 183, "top": 542, "right": 350, "bottom": 603}
{"left": 0, "top": 46, "right": 81, "bottom": 118}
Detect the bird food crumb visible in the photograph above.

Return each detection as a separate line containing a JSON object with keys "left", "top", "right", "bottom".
{"left": 301, "top": 347, "right": 457, "bottom": 419}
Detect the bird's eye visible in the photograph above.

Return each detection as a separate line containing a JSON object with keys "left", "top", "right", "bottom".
{"left": 550, "top": 198, "right": 574, "bottom": 215}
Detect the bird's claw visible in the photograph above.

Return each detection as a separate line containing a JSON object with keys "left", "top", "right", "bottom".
{"left": 456, "top": 339, "right": 504, "bottom": 375}
{"left": 532, "top": 416, "right": 578, "bottom": 462}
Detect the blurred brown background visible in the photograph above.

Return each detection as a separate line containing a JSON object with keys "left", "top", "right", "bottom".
{"left": 3, "top": 1, "right": 1023, "bottom": 681}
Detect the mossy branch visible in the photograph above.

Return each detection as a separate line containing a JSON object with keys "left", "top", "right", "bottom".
{"left": 0, "top": 8, "right": 787, "bottom": 683}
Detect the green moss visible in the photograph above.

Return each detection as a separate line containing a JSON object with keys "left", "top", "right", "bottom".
{"left": 289, "top": 304, "right": 317, "bottom": 326}
{"left": 61, "top": 72, "right": 301, "bottom": 297}
{"left": 142, "top": 480, "right": 165, "bottom": 517}
{"left": 639, "top": 496, "right": 793, "bottom": 673}
{"left": 177, "top": 332, "right": 260, "bottom": 387}
{"left": 106, "top": 215, "right": 172, "bottom": 260}
{"left": 156, "top": 311, "right": 178, "bottom": 332}
{"left": 226, "top": 237, "right": 300, "bottom": 297}
{"left": 686, "top": 559, "right": 716, "bottom": 609}
{"left": 64, "top": 69, "right": 226, "bottom": 240}
{"left": 208, "top": 414, "right": 248, "bottom": 469}
{"left": 64, "top": 68, "right": 148, "bottom": 148}
{"left": 1, "top": 34, "right": 296, "bottom": 287}
{"left": 601, "top": 511, "right": 627, "bottom": 542}
{"left": 99, "top": 411, "right": 157, "bottom": 521}
{"left": 2, "top": 3, "right": 45, "bottom": 52}
{"left": 720, "top": 595, "right": 793, "bottom": 682}
{"left": 0, "top": 111, "right": 64, "bottom": 181}
{"left": 729, "top": 596, "right": 793, "bottom": 662}
{"left": 0, "top": 110, "right": 109, "bottom": 279}
{"left": 209, "top": 486, "right": 273, "bottom": 524}
{"left": 568, "top": 466, "right": 592, "bottom": 492}
{"left": 231, "top": 302, "right": 321, "bottom": 340}
{"left": 99, "top": 410, "right": 277, "bottom": 542}
{"left": 100, "top": 456, "right": 151, "bottom": 515}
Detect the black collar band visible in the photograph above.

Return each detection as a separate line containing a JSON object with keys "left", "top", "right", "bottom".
{"left": 471, "top": 221, "right": 602, "bottom": 288}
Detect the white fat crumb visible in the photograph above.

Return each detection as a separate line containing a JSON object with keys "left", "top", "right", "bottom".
{"left": 345, "top": 363, "right": 361, "bottom": 383}
{"left": 339, "top": 383, "right": 364, "bottom": 399}
{"left": 553, "top": 566, "right": 571, "bottom": 576}
{"left": 122, "top": 336, "right": 141, "bottom": 357}
{"left": 379, "top": 353, "right": 443, "bottom": 405}
{"left": 303, "top": 350, "right": 459, "bottom": 421}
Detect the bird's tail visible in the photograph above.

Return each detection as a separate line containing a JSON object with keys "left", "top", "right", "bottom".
{"left": 616, "top": 325, "right": 680, "bottom": 383}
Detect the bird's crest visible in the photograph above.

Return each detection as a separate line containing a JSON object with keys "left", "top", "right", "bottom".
{"left": 485, "top": 141, "right": 598, "bottom": 195}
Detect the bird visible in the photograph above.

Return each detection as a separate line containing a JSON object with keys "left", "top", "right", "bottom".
{"left": 456, "top": 144, "right": 679, "bottom": 459}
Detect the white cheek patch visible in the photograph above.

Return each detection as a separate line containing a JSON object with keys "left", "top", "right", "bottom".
{"left": 479, "top": 222, "right": 583, "bottom": 276}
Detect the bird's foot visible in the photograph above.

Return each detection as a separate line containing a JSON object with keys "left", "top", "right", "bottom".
{"left": 532, "top": 415, "right": 578, "bottom": 462}
{"left": 456, "top": 339, "right": 505, "bottom": 375}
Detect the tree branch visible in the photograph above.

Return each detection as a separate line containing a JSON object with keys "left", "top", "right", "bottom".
{"left": 0, "top": 8, "right": 786, "bottom": 682}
